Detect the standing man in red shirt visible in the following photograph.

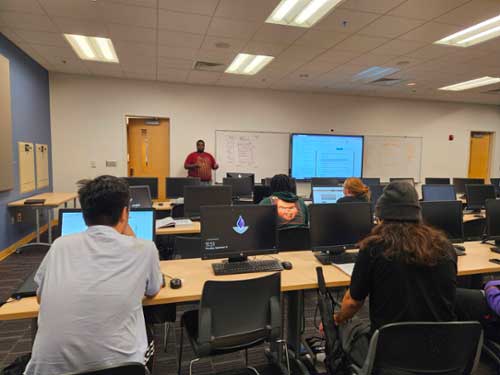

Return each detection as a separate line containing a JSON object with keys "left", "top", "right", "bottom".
{"left": 184, "top": 140, "right": 219, "bottom": 184}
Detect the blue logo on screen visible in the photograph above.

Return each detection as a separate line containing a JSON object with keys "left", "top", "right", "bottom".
{"left": 233, "top": 215, "right": 249, "bottom": 234}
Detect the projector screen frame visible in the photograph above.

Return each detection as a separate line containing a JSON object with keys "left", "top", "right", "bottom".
{"left": 290, "top": 133, "right": 365, "bottom": 181}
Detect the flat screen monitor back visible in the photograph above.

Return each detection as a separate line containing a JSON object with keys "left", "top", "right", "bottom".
{"left": 486, "top": 199, "right": 500, "bottom": 240}
{"left": 453, "top": 178, "right": 484, "bottom": 195}
{"left": 466, "top": 184, "right": 496, "bottom": 210}
{"left": 420, "top": 201, "right": 463, "bottom": 242}
{"left": 226, "top": 172, "right": 255, "bottom": 186}
{"left": 421, "top": 184, "right": 456, "bottom": 202}
{"left": 184, "top": 185, "right": 233, "bottom": 218}
{"left": 223, "top": 177, "right": 253, "bottom": 197}
{"left": 166, "top": 177, "right": 200, "bottom": 198}
{"left": 425, "top": 178, "right": 450, "bottom": 185}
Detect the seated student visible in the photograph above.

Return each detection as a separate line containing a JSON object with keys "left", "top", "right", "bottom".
{"left": 259, "top": 174, "right": 308, "bottom": 229}
{"left": 25, "top": 175, "right": 164, "bottom": 375}
{"left": 337, "top": 177, "right": 370, "bottom": 203}
{"left": 333, "top": 181, "right": 457, "bottom": 366}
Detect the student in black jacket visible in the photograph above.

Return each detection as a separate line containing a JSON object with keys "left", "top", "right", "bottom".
{"left": 337, "top": 177, "right": 370, "bottom": 203}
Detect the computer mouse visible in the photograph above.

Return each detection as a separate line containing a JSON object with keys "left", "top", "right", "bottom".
{"left": 281, "top": 261, "right": 293, "bottom": 270}
{"left": 170, "top": 278, "right": 182, "bottom": 289}
{"left": 454, "top": 245, "right": 465, "bottom": 251}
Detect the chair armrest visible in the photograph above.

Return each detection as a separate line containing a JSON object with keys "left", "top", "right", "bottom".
{"left": 269, "top": 296, "right": 281, "bottom": 340}
{"left": 198, "top": 307, "right": 212, "bottom": 343}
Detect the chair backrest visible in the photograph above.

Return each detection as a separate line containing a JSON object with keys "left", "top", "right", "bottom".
{"left": 198, "top": 272, "right": 281, "bottom": 350}
{"left": 277, "top": 227, "right": 310, "bottom": 251}
{"left": 171, "top": 203, "right": 184, "bottom": 218}
{"left": 63, "top": 362, "right": 148, "bottom": 375}
{"left": 253, "top": 185, "right": 272, "bottom": 204}
{"left": 366, "top": 322, "right": 483, "bottom": 375}
{"left": 174, "top": 236, "right": 201, "bottom": 259}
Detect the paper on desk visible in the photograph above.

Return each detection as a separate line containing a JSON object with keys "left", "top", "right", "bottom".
{"left": 155, "top": 217, "right": 193, "bottom": 229}
{"left": 331, "top": 263, "right": 355, "bottom": 277}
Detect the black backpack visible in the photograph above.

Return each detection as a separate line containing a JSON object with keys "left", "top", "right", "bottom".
{"left": 1, "top": 353, "right": 30, "bottom": 375}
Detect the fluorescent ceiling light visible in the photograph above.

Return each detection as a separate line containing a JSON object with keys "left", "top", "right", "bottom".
{"left": 225, "top": 53, "right": 274, "bottom": 75}
{"left": 439, "top": 76, "right": 500, "bottom": 91}
{"left": 266, "top": 0, "right": 343, "bottom": 28}
{"left": 435, "top": 14, "right": 500, "bottom": 47}
{"left": 352, "top": 66, "right": 400, "bottom": 83}
{"left": 64, "top": 34, "right": 119, "bottom": 63}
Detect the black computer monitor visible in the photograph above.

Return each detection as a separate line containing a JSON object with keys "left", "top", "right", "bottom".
{"left": 223, "top": 177, "right": 253, "bottom": 198}
{"left": 309, "top": 202, "right": 373, "bottom": 253}
{"left": 312, "top": 186, "right": 344, "bottom": 204}
{"left": 184, "top": 185, "right": 232, "bottom": 218}
{"left": 201, "top": 205, "right": 277, "bottom": 261}
{"left": 227, "top": 172, "right": 255, "bottom": 186}
{"left": 389, "top": 177, "right": 415, "bottom": 186}
{"left": 311, "top": 177, "right": 341, "bottom": 187}
{"left": 425, "top": 178, "right": 450, "bottom": 185}
{"left": 124, "top": 177, "right": 158, "bottom": 199}
{"left": 369, "top": 184, "right": 385, "bottom": 211}
{"left": 58, "top": 208, "right": 155, "bottom": 241}
{"left": 453, "top": 178, "right": 484, "bottom": 195}
{"left": 486, "top": 199, "right": 500, "bottom": 241}
{"left": 420, "top": 201, "right": 464, "bottom": 243}
{"left": 261, "top": 177, "right": 272, "bottom": 186}
{"left": 361, "top": 177, "right": 381, "bottom": 186}
{"left": 465, "top": 184, "right": 496, "bottom": 210}
{"left": 165, "top": 177, "right": 201, "bottom": 199}
{"left": 421, "top": 184, "right": 456, "bottom": 202}
{"left": 129, "top": 185, "right": 152, "bottom": 208}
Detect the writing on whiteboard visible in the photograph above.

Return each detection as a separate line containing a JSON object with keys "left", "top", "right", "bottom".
{"left": 223, "top": 135, "right": 258, "bottom": 166}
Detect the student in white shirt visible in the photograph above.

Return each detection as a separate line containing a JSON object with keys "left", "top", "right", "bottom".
{"left": 25, "top": 175, "right": 164, "bottom": 375}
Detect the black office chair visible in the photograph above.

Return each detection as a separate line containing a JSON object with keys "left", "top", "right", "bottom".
{"left": 277, "top": 227, "right": 310, "bottom": 251}
{"left": 482, "top": 338, "right": 500, "bottom": 375}
{"left": 253, "top": 185, "right": 272, "bottom": 204}
{"left": 62, "top": 362, "right": 149, "bottom": 375}
{"left": 173, "top": 236, "right": 201, "bottom": 259}
{"left": 351, "top": 321, "right": 483, "bottom": 375}
{"left": 171, "top": 203, "right": 184, "bottom": 218}
{"left": 178, "top": 273, "right": 289, "bottom": 375}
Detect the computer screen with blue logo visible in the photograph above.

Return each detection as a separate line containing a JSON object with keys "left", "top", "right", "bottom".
{"left": 312, "top": 186, "right": 344, "bottom": 204}
{"left": 58, "top": 209, "right": 155, "bottom": 241}
{"left": 200, "top": 205, "right": 277, "bottom": 260}
{"left": 291, "top": 133, "right": 364, "bottom": 180}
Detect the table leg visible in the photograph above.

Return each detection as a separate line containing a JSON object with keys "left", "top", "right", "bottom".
{"left": 31, "top": 318, "right": 38, "bottom": 342}
{"left": 287, "top": 290, "right": 303, "bottom": 353}
{"left": 47, "top": 208, "right": 53, "bottom": 244}
{"left": 73, "top": 198, "right": 76, "bottom": 208}
{"left": 35, "top": 207, "right": 41, "bottom": 243}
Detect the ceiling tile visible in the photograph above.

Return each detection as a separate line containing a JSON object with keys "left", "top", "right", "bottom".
{"left": 405, "top": 44, "right": 455, "bottom": 60}
{"left": 243, "top": 41, "right": 289, "bottom": 56}
{"left": 293, "top": 59, "right": 339, "bottom": 75}
{"left": 124, "top": 70, "right": 156, "bottom": 80}
{"left": 252, "top": 24, "right": 306, "bottom": 44}
{"left": 333, "top": 35, "right": 390, "bottom": 53}
{"left": 31, "top": 44, "right": 78, "bottom": 63}
{"left": 187, "top": 70, "right": 222, "bottom": 84}
{"left": 100, "top": 3, "right": 157, "bottom": 28}
{"left": 358, "top": 16, "right": 425, "bottom": 39}
{"left": 108, "top": 24, "right": 156, "bottom": 44}
{"left": 38, "top": 0, "right": 102, "bottom": 20}
{"left": 158, "top": 57, "right": 194, "bottom": 70}
{"left": 158, "top": 30, "right": 203, "bottom": 49}
{"left": 294, "top": 30, "right": 350, "bottom": 49}
{"left": 277, "top": 45, "right": 326, "bottom": 62}
{"left": 159, "top": 9, "right": 211, "bottom": 34}
{"left": 0, "top": 0, "right": 45, "bottom": 14}
{"left": 12, "top": 30, "right": 67, "bottom": 47}
{"left": 215, "top": 0, "right": 280, "bottom": 22}
{"left": 10, "top": 42, "right": 52, "bottom": 68}
{"left": 200, "top": 36, "right": 249, "bottom": 52}
{"left": 436, "top": 0, "right": 500, "bottom": 27}
{"left": 314, "top": 9, "right": 381, "bottom": 33}
{"left": 196, "top": 49, "right": 236, "bottom": 65}
{"left": 370, "top": 39, "right": 428, "bottom": 56}
{"left": 84, "top": 60, "right": 124, "bottom": 76}
{"left": 104, "top": 0, "right": 157, "bottom": 8}
{"left": 0, "top": 12, "right": 57, "bottom": 32}
{"left": 120, "top": 55, "right": 156, "bottom": 74}
{"left": 347, "top": 53, "right": 394, "bottom": 67}
{"left": 51, "top": 17, "right": 109, "bottom": 36}
{"left": 207, "top": 18, "right": 261, "bottom": 40}
{"left": 51, "top": 62, "right": 91, "bottom": 75}
{"left": 340, "top": 0, "right": 407, "bottom": 14}
{"left": 158, "top": 67, "right": 190, "bottom": 82}
{"left": 114, "top": 41, "right": 156, "bottom": 58}
{"left": 216, "top": 74, "right": 250, "bottom": 86}
{"left": 0, "top": 28, "right": 24, "bottom": 45}
{"left": 158, "top": 45, "right": 198, "bottom": 59}
{"left": 158, "top": 0, "right": 219, "bottom": 16}
{"left": 388, "top": 0, "right": 470, "bottom": 21}
{"left": 399, "top": 22, "right": 462, "bottom": 43}
{"left": 316, "top": 48, "right": 360, "bottom": 64}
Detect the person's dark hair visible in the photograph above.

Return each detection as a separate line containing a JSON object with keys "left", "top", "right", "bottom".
{"left": 196, "top": 140, "right": 205, "bottom": 145}
{"left": 77, "top": 175, "right": 130, "bottom": 227}
{"left": 270, "top": 174, "right": 296, "bottom": 194}
{"left": 359, "top": 221, "right": 452, "bottom": 266}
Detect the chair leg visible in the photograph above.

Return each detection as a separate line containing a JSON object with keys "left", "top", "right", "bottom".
{"left": 177, "top": 325, "right": 184, "bottom": 375}
{"left": 276, "top": 339, "right": 291, "bottom": 375}
{"left": 163, "top": 322, "right": 170, "bottom": 352}
{"left": 189, "top": 358, "right": 200, "bottom": 375}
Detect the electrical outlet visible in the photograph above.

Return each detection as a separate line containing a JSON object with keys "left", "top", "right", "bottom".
{"left": 106, "top": 160, "right": 117, "bottom": 167}
{"left": 90, "top": 161, "right": 97, "bottom": 168}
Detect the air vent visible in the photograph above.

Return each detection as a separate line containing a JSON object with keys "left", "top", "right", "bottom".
{"left": 483, "top": 88, "right": 500, "bottom": 95}
{"left": 370, "top": 78, "right": 404, "bottom": 86}
{"left": 193, "top": 61, "right": 225, "bottom": 72}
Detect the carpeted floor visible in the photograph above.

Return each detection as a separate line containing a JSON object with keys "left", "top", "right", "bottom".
{"left": 0, "top": 232, "right": 497, "bottom": 374}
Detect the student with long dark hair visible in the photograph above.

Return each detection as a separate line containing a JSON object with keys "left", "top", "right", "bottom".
{"left": 334, "top": 181, "right": 457, "bottom": 366}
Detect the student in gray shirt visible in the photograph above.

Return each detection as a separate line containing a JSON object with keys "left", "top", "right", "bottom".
{"left": 25, "top": 175, "right": 164, "bottom": 375}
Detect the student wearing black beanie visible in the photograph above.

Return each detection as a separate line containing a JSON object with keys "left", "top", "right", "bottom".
{"left": 331, "top": 181, "right": 457, "bottom": 367}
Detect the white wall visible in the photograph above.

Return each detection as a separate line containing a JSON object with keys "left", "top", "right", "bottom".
{"left": 50, "top": 73, "right": 500, "bottom": 196}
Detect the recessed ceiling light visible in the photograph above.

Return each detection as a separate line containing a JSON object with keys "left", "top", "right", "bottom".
{"left": 64, "top": 34, "right": 119, "bottom": 63}
{"left": 352, "top": 66, "right": 399, "bottom": 83}
{"left": 266, "top": 0, "right": 344, "bottom": 28}
{"left": 439, "top": 76, "right": 500, "bottom": 91}
{"left": 435, "top": 14, "right": 500, "bottom": 47}
{"left": 225, "top": 53, "right": 274, "bottom": 75}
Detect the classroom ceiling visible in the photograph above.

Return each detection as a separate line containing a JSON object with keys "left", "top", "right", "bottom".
{"left": 2, "top": 0, "right": 500, "bottom": 105}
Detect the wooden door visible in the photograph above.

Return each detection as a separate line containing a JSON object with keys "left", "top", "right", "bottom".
{"left": 127, "top": 118, "right": 170, "bottom": 200}
{"left": 468, "top": 132, "right": 493, "bottom": 180}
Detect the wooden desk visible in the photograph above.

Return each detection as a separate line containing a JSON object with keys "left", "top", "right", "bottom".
{"left": 8, "top": 193, "right": 78, "bottom": 244}
{"left": 2, "top": 242, "right": 499, "bottom": 321}
{"left": 152, "top": 201, "right": 173, "bottom": 211}
{"left": 156, "top": 222, "right": 200, "bottom": 236}
{"left": 463, "top": 212, "right": 485, "bottom": 223}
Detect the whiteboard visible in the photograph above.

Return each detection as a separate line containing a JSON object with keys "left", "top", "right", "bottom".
{"left": 215, "top": 130, "right": 289, "bottom": 183}
{"left": 363, "top": 136, "right": 422, "bottom": 182}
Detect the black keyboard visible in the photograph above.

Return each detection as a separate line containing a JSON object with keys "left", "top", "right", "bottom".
{"left": 315, "top": 252, "right": 358, "bottom": 265}
{"left": 212, "top": 260, "right": 283, "bottom": 275}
